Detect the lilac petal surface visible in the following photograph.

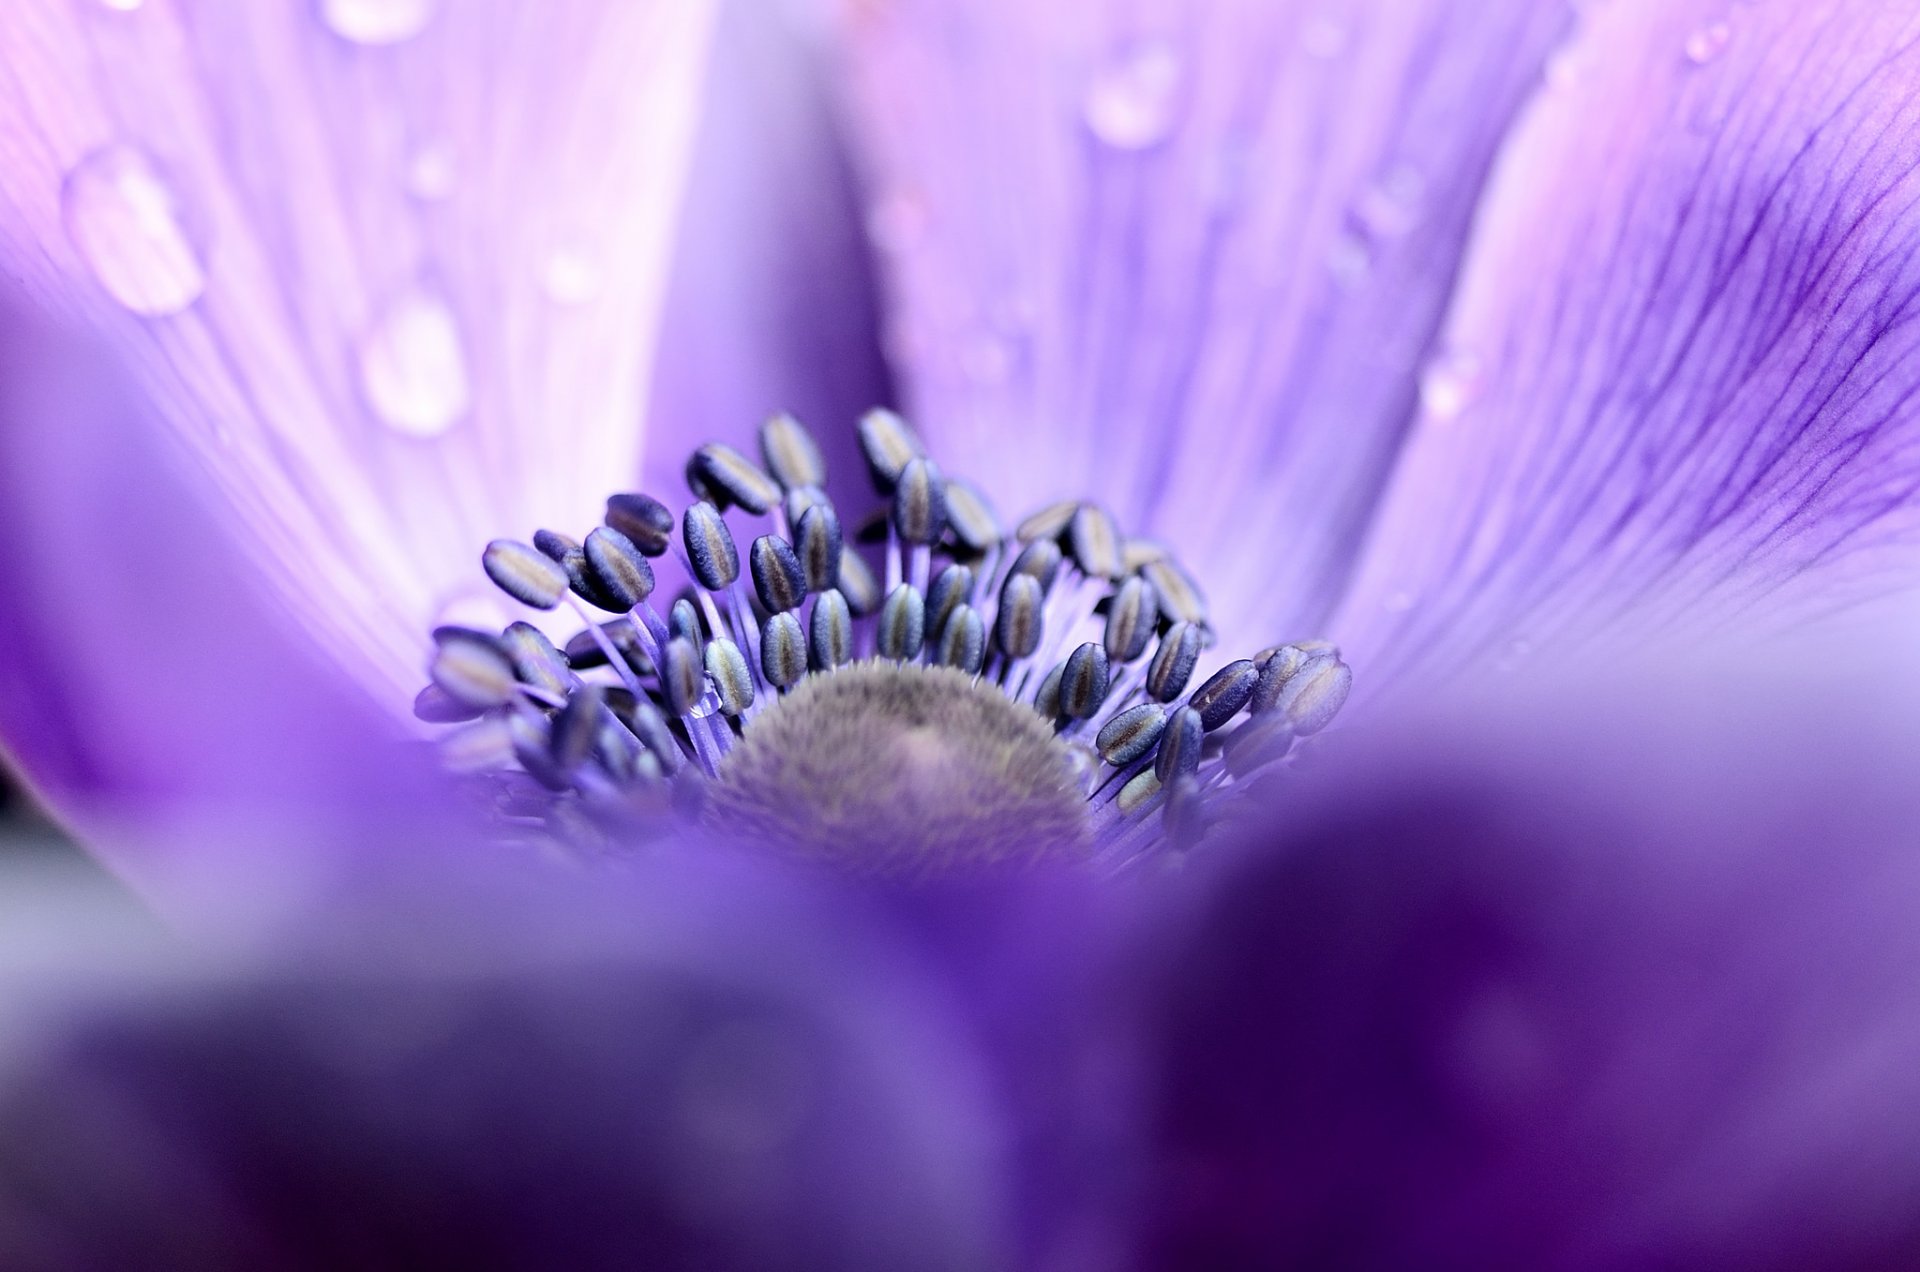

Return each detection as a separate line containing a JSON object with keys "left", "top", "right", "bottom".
{"left": 1339, "top": 4, "right": 1920, "bottom": 682}
{"left": 0, "top": 857, "right": 1010, "bottom": 1270}
{"left": 646, "top": 0, "right": 893, "bottom": 500}
{"left": 0, "top": 302, "right": 461, "bottom": 906}
{"left": 0, "top": 0, "right": 715, "bottom": 706}
{"left": 840, "top": 0, "right": 1571, "bottom": 644}
{"left": 1132, "top": 645, "right": 1920, "bottom": 1268}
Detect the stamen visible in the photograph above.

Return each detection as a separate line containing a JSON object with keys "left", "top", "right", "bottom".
{"left": 434, "top": 408, "right": 1353, "bottom": 868}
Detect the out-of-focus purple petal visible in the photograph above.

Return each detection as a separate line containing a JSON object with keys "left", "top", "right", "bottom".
{"left": 0, "top": 857, "right": 1011, "bottom": 1270}
{"left": 1129, "top": 643, "right": 1920, "bottom": 1268}
{"left": 647, "top": 0, "right": 893, "bottom": 498}
{"left": 0, "top": 302, "right": 462, "bottom": 906}
{"left": 0, "top": 0, "right": 715, "bottom": 704}
{"left": 839, "top": 0, "right": 1571, "bottom": 644}
{"left": 1339, "top": 4, "right": 1920, "bottom": 683}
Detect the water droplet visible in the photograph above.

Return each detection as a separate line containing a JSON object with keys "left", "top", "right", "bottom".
{"left": 358, "top": 287, "right": 471, "bottom": 438}
{"left": 319, "top": 0, "right": 437, "bottom": 46}
{"left": 405, "top": 143, "right": 456, "bottom": 201}
{"left": 61, "top": 144, "right": 208, "bottom": 317}
{"left": 540, "top": 246, "right": 600, "bottom": 305}
{"left": 1354, "top": 163, "right": 1426, "bottom": 239}
{"left": 1684, "top": 19, "right": 1731, "bottom": 65}
{"left": 1419, "top": 349, "right": 1486, "bottom": 420}
{"left": 865, "top": 189, "right": 927, "bottom": 254}
{"left": 1326, "top": 232, "right": 1373, "bottom": 289}
{"left": 1082, "top": 43, "right": 1182, "bottom": 150}
{"left": 1301, "top": 17, "right": 1348, "bottom": 60}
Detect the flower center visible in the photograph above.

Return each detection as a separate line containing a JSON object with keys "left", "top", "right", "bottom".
{"left": 707, "top": 661, "right": 1089, "bottom": 874}
{"left": 416, "top": 409, "right": 1353, "bottom": 871}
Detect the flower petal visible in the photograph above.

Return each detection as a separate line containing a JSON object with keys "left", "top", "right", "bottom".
{"left": 1337, "top": 3, "right": 1920, "bottom": 679}
{"left": 0, "top": 301, "right": 459, "bottom": 904}
{"left": 1133, "top": 640, "right": 1920, "bottom": 1266}
{"left": 646, "top": 0, "right": 893, "bottom": 495}
{"left": 0, "top": 0, "right": 715, "bottom": 704}
{"left": 839, "top": 0, "right": 1572, "bottom": 643}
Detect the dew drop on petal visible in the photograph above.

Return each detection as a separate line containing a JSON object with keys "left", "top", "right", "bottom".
{"left": 1419, "top": 349, "right": 1486, "bottom": 420}
{"left": 1082, "top": 43, "right": 1183, "bottom": 150}
{"left": 1684, "top": 19, "right": 1731, "bottom": 65}
{"left": 540, "top": 246, "right": 601, "bottom": 305}
{"left": 358, "top": 288, "right": 471, "bottom": 438}
{"left": 319, "top": 0, "right": 437, "bottom": 46}
{"left": 61, "top": 144, "right": 208, "bottom": 317}
{"left": 405, "top": 143, "right": 457, "bottom": 201}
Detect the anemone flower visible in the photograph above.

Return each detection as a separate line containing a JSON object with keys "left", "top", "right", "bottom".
{"left": 2, "top": 0, "right": 1920, "bottom": 1265}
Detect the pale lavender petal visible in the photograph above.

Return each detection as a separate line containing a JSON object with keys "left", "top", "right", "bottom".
{"left": 0, "top": 0, "right": 715, "bottom": 707}
{"left": 0, "top": 302, "right": 460, "bottom": 905}
{"left": 839, "top": 0, "right": 1571, "bottom": 645}
{"left": 1338, "top": 3, "right": 1920, "bottom": 681}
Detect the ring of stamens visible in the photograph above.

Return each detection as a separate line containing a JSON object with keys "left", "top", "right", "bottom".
{"left": 418, "top": 408, "right": 1354, "bottom": 872}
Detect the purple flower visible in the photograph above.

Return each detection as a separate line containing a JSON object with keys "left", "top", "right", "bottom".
{"left": 0, "top": 0, "right": 1919, "bottom": 1264}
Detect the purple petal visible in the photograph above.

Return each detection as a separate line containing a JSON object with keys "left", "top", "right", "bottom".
{"left": 0, "top": 0, "right": 716, "bottom": 705}
{"left": 839, "top": 0, "right": 1571, "bottom": 645}
{"left": 646, "top": 1, "right": 893, "bottom": 498}
{"left": 0, "top": 302, "right": 460, "bottom": 906}
{"left": 1132, "top": 642, "right": 1920, "bottom": 1267}
{"left": 1338, "top": 4, "right": 1920, "bottom": 681}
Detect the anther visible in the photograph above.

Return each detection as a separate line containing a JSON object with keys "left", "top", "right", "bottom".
{"left": 878, "top": 584, "right": 927, "bottom": 660}
{"left": 583, "top": 527, "right": 655, "bottom": 609}
{"left": 606, "top": 690, "right": 681, "bottom": 772}
{"left": 565, "top": 623, "right": 652, "bottom": 675}
{"left": 943, "top": 480, "right": 1000, "bottom": 554}
{"left": 430, "top": 631, "right": 519, "bottom": 709}
{"left": 759, "top": 411, "right": 826, "bottom": 490}
{"left": 809, "top": 589, "right": 853, "bottom": 670}
{"left": 1016, "top": 499, "right": 1078, "bottom": 545}
{"left": 605, "top": 493, "right": 675, "bottom": 556}
{"left": 749, "top": 534, "right": 808, "bottom": 614}
{"left": 413, "top": 684, "right": 481, "bottom": 723}
{"left": 1117, "top": 767, "right": 1161, "bottom": 816}
{"left": 669, "top": 597, "right": 703, "bottom": 646}
{"left": 1034, "top": 664, "right": 1064, "bottom": 719}
{"left": 784, "top": 484, "right": 830, "bottom": 526}
{"left": 483, "top": 539, "right": 569, "bottom": 609}
{"left": 509, "top": 712, "right": 570, "bottom": 792}
{"left": 795, "top": 504, "right": 843, "bottom": 593}
{"left": 1011, "top": 538, "right": 1062, "bottom": 591}
{"left": 500, "top": 621, "right": 575, "bottom": 700}
{"left": 1096, "top": 702, "right": 1166, "bottom": 766}
{"left": 1224, "top": 712, "right": 1294, "bottom": 777}
{"left": 1268, "top": 652, "right": 1352, "bottom": 735}
{"left": 1103, "top": 575, "right": 1159, "bottom": 662}
{"left": 559, "top": 547, "right": 620, "bottom": 612}
{"left": 936, "top": 605, "right": 986, "bottom": 674}
{"left": 1145, "top": 622, "right": 1202, "bottom": 702}
{"left": 995, "top": 572, "right": 1045, "bottom": 658}
{"left": 661, "top": 637, "right": 705, "bottom": 717}
{"left": 891, "top": 457, "right": 947, "bottom": 546}
{"left": 1154, "top": 705, "right": 1204, "bottom": 783}
{"left": 1068, "top": 503, "right": 1124, "bottom": 579}
{"left": 1142, "top": 557, "right": 1207, "bottom": 626}
{"left": 683, "top": 502, "right": 740, "bottom": 591}
{"left": 550, "top": 685, "right": 605, "bottom": 770}
{"left": 838, "top": 548, "right": 882, "bottom": 616}
{"left": 857, "top": 408, "right": 924, "bottom": 490}
{"left": 1123, "top": 538, "right": 1169, "bottom": 570}
{"left": 1189, "top": 658, "right": 1258, "bottom": 731}
{"left": 532, "top": 528, "right": 579, "bottom": 561}
{"left": 1059, "top": 642, "right": 1111, "bottom": 720}
{"left": 704, "top": 638, "right": 756, "bottom": 716}
{"left": 926, "top": 564, "right": 972, "bottom": 640}
{"left": 688, "top": 442, "right": 781, "bottom": 515}
{"left": 761, "top": 611, "right": 807, "bottom": 688}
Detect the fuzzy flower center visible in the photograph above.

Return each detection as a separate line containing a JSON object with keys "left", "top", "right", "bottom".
{"left": 415, "top": 408, "right": 1353, "bottom": 871}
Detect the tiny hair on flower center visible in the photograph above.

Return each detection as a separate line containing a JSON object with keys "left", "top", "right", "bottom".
{"left": 708, "top": 661, "right": 1089, "bottom": 874}
{"left": 417, "top": 407, "right": 1354, "bottom": 872}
